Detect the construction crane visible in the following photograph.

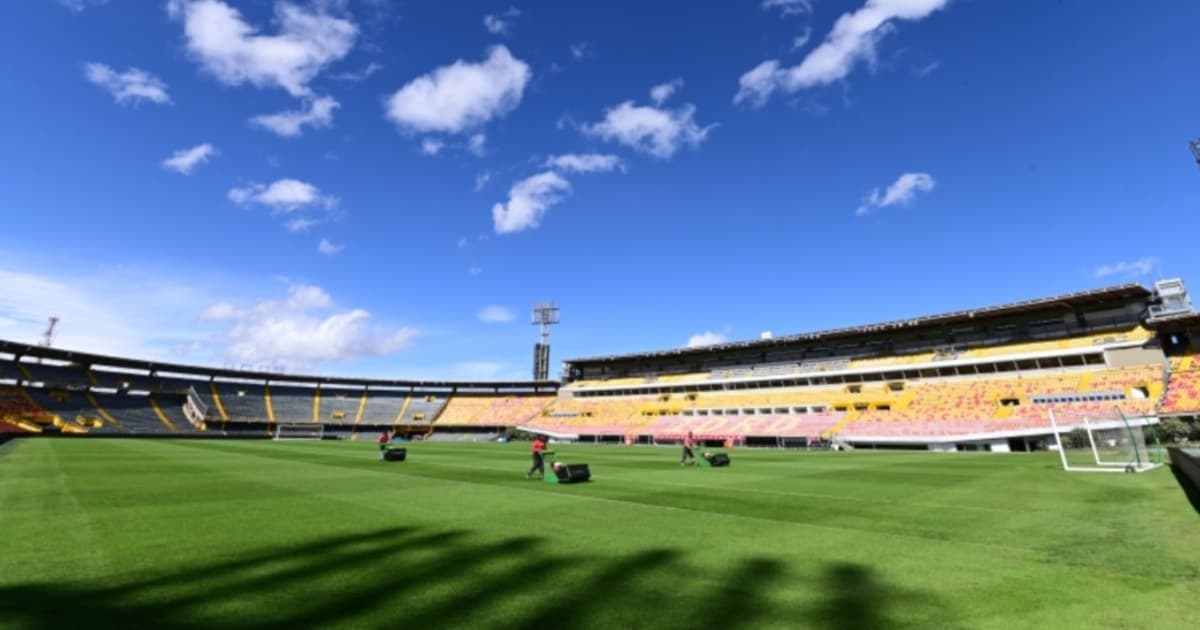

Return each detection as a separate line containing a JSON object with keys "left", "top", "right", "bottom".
{"left": 40, "top": 316, "right": 59, "bottom": 348}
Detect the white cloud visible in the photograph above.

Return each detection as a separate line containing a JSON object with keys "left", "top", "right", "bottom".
{"left": 0, "top": 263, "right": 217, "bottom": 361}
{"left": 912, "top": 60, "right": 940, "bottom": 78}
{"left": 200, "top": 301, "right": 241, "bottom": 321}
{"left": 162, "top": 143, "right": 216, "bottom": 174}
{"left": 649, "top": 78, "right": 683, "bottom": 106}
{"left": 286, "top": 284, "right": 332, "bottom": 310}
{"left": 855, "top": 172, "right": 935, "bottom": 216}
{"left": 317, "top": 238, "right": 344, "bottom": 255}
{"left": 734, "top": 60, "right": 782, "bottom": 108}
{"left": 736, "top": 0, "right": 950, "bottom": 107}
{"left": 543, "top": 153, "right": 625, "bottom": 174}
{"left": 762, "top": 0, "right": 812, "bottom": 16}
{"left": 167, "top": 0, "right": 357, "bottom": 98}
{"left": 0, "top": 259, "right": 417, "bottom": 371}
{"left": 58, "top": 0, "right": 109, "bottom": 12}
{"left": 420, "top": 138, "right": 445, "bottom": 155}
{"left": 793, "top": 27, "right": 813, "bottom": 50}
{"left": 250, "top": 96, "right": 339, "bottom": 137}
{"left": 483, "top": 7, "right": 520, "bottom": 35}
{"left": 476, "top": 305, "right": 515, "bottom": 323}
{"left": 385, "top": 45, "right": 531, "bottom": 134}
{"left": 581, "top": 100, "right": 713, "bottom": 159}
{"left": 686, "top": 331, "right": 727, "bottom": 348}
{"left": 205, "top": 284, "right": 418, "bottom": 368}
{"left": 456, "top": 237, "right": 469, "bottom": 248}
{"left": 467, "top": 266, "right": 483, "bottom": 276}
{"left": 228, "top": 178, "right": 337, "bottom": 213}
{"left": 467, "top": 133, "right": 487, "bottom": 156}
{"left": 474, "top": 171, "right": 492, "bottom": 191}
{"left": 492, "top": 171, "right": 571, "bottom": 234}
{"left": 1094, "top": 257, "right": 1157, "bottom": 279}
{"left": 331, "top": 61, "right": 382, "bottom": 82}
{"left": 569, "top": 41, "right": 590, "bottom": 59}
{"left": 285, "top": 217, "right": 317, "bottom": 232}
{"left": 84, "top": 62, "right": 171, "bottom": 105}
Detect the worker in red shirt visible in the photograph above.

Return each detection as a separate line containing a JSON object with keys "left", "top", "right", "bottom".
{"left": 526, "top": 435, "right": 547, "bottom": 479}
{"left": 378, "top": 430, "right": 390, "bottom": 460}
{"left": 681, "top": 431, "right": 696, "bottom": 466}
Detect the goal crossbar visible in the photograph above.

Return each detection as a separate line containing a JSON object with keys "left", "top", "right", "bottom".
{"left": 273, "top": 423, "right": 324, "bottom": 441}
{"left": 1048, "top": 409, "right": 1163, "bottom": 473}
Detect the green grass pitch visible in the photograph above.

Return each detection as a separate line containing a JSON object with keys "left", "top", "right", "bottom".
{"left": 1, "top": 438, "right": 1197, "bottom": 629}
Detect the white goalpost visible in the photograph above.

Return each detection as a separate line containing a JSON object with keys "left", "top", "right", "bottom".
{"left": 273, "top": 423, "right": 325, "bottom": 441}
{"left": 1048, "top": 408, "right": 1163, "bottom": 473}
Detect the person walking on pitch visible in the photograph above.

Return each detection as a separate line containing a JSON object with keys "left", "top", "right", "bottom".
{"left": 526, "top": 435, "right": 547, "bottom": 479}
{"left": 377, "top": 430, "right": 390, "bottom": 460}
{"left": 681, "top": 431, "right": 697, "bottom": 466}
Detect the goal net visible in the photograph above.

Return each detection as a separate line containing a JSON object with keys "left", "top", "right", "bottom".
{"left": 273, "top": 423, "right": 324, "bottom": 441}
{"left": 1048, "top": 409, "right": 1162, "bottom": 473}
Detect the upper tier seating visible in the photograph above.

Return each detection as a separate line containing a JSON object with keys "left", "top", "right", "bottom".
{"left": 4, "top": 360, "right": 87, "bottom": 386}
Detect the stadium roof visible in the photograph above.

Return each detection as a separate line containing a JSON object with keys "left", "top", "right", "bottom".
{"left": 0, "top": 339, "right": 558, "bottom": 390}
{"left": 567, "top": 284, "right": 1152, "bottom": 365}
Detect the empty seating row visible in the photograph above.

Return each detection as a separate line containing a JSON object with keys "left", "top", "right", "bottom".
{"left": 436, "top": 395, "right": 553, "bottom": 426}
{"left": 1161, "top": 354, "right": 1200, "bottom": 414}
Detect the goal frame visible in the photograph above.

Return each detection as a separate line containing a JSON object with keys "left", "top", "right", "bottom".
{"left": 1048, "top": 408, "right": 1162, "bottom": 473}
{"left": 273, "top": 423, "right": 325, "bottom": 441}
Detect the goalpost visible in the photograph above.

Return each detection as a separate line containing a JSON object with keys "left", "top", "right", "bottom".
{"left": 273, "top": 423, "right": 325, "bottom": 441}
{"left": 1048, "top": 408, "right": 1163, "bottom": 473}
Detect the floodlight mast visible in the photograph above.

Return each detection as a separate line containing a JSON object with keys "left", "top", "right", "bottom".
{"left": 531, "top": 302, "right": 560, "bottom": 381}
{"left": 40, "top": 316, "right": 59, "bottom": 348}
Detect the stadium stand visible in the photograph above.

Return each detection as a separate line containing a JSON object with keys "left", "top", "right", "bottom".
{"left": 1161, "top": 354, "right": 1200, "bottom": 415}
{"left": 1, "top": 279, "right": 1195, "bottom": 449}
{"left": 399, "top": 392, "right": 448, "bottom": 425}
{"left": 437, "top": 395, "right": 553, "bottom": 426}
{"left": 319, "top": 387, "right": 364, "bottom": 425}
{"left": 269, "top": 385, "right": 316, "bottom": 424}
{"left": 637, "top": 413, "right": 844, "bottom": 440}
{"left": 213, "top": 382, "right": 270, "bottom": 422}
{"left": 360, "top": 391, "right": 409, "bottom": 424}
{"left": 97, "top": 393, "right": 179, "bottom": 433}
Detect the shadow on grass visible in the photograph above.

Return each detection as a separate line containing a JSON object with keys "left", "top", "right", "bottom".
{"left": 0, "top": 527, "right": 951, "bottom": 629}
{"left": 1169, "top": 464, "right": 1200, "bottom": 518}
{"left": 808, "top": 562, "right": 954, "bottom": 630}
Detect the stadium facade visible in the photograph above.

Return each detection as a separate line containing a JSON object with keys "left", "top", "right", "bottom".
{"left": 2, "top": 279, "right": 1199, "bottom": 451}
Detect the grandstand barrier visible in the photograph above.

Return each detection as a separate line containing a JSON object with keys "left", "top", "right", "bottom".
{"left": 1168, "top": 448, "right": 1200, "bottom": 494}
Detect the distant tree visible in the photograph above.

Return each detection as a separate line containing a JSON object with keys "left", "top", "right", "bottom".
{"left": 1063, "top": 428, "right": 1090, "bottom": 449}
{"left": 1158, "top": 417, "right": 1191, "bottom": 443}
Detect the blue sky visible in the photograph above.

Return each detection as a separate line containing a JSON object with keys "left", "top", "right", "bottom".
{"left": 0, "top": 0, "right": 1197, "bottom": 380}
